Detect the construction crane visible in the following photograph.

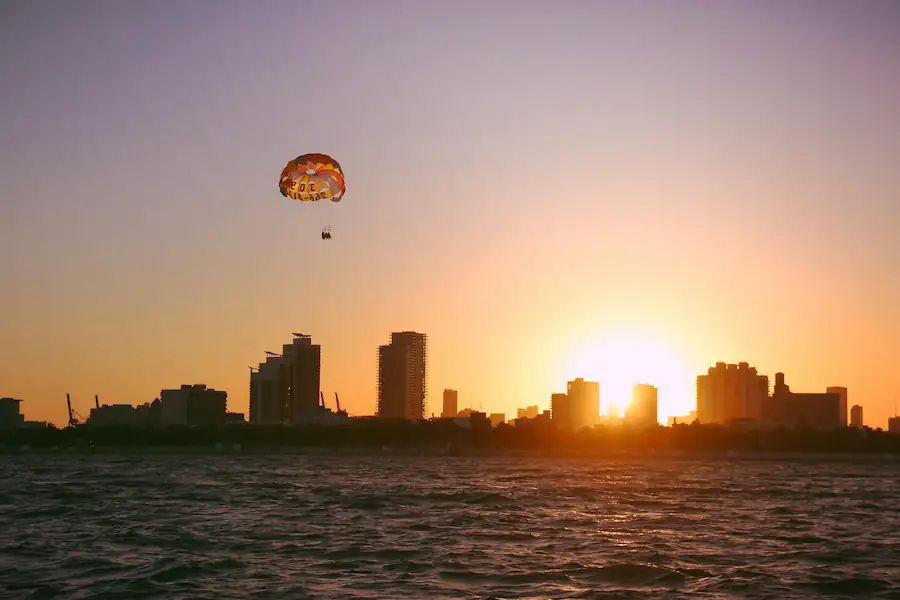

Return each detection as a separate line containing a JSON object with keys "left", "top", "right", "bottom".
{"left": 334, "top": 392, "right": 343, "bottom": 414}
{"left": 94, "top": 395, "right": 100, "bottom": 409}
{"left": 292, "top": 332, "right": 310, "bottom": 338}
{"left": 319, "top": 391, "right": 326, "bottom": 408}
{"left": 66, "top": 394, "right": 86, "bottom": 427}
{"left": 265, "top": 351, "right": 280, "bottom": 357}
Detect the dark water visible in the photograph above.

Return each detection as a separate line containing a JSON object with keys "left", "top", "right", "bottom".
{"left": 1, "top": 454, "right": 899, "bottom": 599}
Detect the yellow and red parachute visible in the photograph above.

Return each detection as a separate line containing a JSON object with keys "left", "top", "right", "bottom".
{"left": 279, "top": 153, "right": 346, "bottom": 202}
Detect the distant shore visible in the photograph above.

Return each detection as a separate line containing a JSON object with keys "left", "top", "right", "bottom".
{"left": 3, "top": 444, "right": 900, "bottom": 462}
{"left": 2, "top": 421, "right": 899, "bottom": 459}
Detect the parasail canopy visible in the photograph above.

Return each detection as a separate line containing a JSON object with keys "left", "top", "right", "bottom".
{"left": 279, "top": 153, "right": 346, "bottom": 202}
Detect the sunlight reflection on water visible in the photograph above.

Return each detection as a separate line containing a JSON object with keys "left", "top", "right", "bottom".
{"left": 0, "top": 454, "right": 898, "bottom": 599}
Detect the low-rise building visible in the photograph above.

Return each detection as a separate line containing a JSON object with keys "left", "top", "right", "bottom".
{"left": 0, "top": 398, "right": 25, "bottom": 430}
{"left": 160, "top": 384, "right": 227, "bottom": 427}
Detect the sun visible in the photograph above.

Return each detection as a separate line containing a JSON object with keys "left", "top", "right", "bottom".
{"left": 564, "top": 329, "right": 695, "bottom": 423}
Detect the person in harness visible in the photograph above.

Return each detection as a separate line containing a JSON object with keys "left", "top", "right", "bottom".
{"left": 321, "top": 227, "right": 332, "bottom": 240}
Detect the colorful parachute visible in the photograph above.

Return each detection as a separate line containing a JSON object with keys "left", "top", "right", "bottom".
{"left": 279, "top": 153, "right": 346, "bottom": 202}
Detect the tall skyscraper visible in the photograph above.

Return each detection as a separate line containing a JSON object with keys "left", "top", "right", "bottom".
{"left": 850, "top": 404, "right": 863, "bottom": 428}
{"left": 284, "top": 334, "right": 321, "bottom": 422}
{"left": 628, "top": 383, "right": 658, "bottom": 426}
{"left": 249, "top": 333, "right": 321, "bottom": 424}
{"left": 697, "top": 362, "right": 769, "bottom": 424}
{"left": 826, "top": 387, "right": 848, "bottom": 427}
{"left": 568, "top": 378, "right": 599, "bottom": 429}
{"left": 442, "top": 389, "right": 458, "bottom": 418}
{"left": 377, "top": 331, "right": 428, "bottom": 420}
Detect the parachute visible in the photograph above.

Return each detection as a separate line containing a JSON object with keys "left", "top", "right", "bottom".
{"left": 279, "top": 153, "right": 345, "bottom": 239}
{"left": 279, "top": 153, "right": 346, "bottom": 202}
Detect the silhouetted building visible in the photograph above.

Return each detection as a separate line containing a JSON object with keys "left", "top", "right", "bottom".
{"left": 442, "top": 389, "right": 458, "bottom": 418}
{"left": 697, "top": 362, "right": 769, "bottom": 424}
{"left": 850, "top": 404, "right": 863, "bottom": 428}
{"left": 551, "top": 379, "right": 599, "bottom": 430}
{"left": 160, "top": 384, "right": 227, "bottom": 427}
{"left": 283, "top": 334, "right": 322, "bottom": 421}
{"left": 377, "top": 331, "right": 428, "bottom": 420}
{"left": 517, "top": 405, "right": 539, "bottom": 420}
{"left": 513, "top": 409, "right": 553, "bottom": 430}
{"left": 0, "top": 398, "right": 25, "bottom": 430}
{"left": 251, "top": 354, "right": 288, "bottom": 424}
{"left": 226, "top": 412, "right": 246, "bottom": 424}
{"left": 469, "top": 410, "right": 490, "bottom": 429}
{"left": 249, "top": 333, "right": 321, "bottom": 425}
{"left": 627, "top": 383, "right": 658, "bottom": 426}
{"left": 87, "top": 402, "right": 160, "bottom": 428}
{"left": 489, "top": 413, "right": 505, "bottom": 427}
{"left": 550, "top": 392, "right": 570, "bottom": 429}
{"left": 137, "top": 400, "right": 162, "bottom": 427}
{"left": 764, "top": 373, "right": 842, "bottom": 430}
{"left": 570, "top": 378, "right": 599, "bottom": 429}
{"left": 89, "top": 404, "right": 143, "bottom": 427}
{"left": 889, "top": 416, "right": 900, "bottom": 435}
{"left": 826, "top": 387, "right": 848, "bottom": 427}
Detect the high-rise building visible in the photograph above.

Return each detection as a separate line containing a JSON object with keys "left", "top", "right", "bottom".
{"left": 442, "top": 389, "right": 458, "bottom": 418}
{"left": 250, "top": 353, "right": 288, "bottom": 424}
{"left": 550, "top": 392, "right": 570, "bottom": 428}
{"left": 377, "top": 331, "right": 428, "bottom": 420}
{"left": 283, "top": 334, "right": 321, "bottom": 422}
{"left": 697, "top": 362, "right": 769, "bottom": 424}
{"left": 249, "top": 333, "right": 321, "bottom": 425}
{"left": 850, "top": 404, "right": 863, "bottom": 428}
{"left": 567, "top": 378, "right": 599, "bottom": 429}
{"left": 628, "top": 383, "right": 658, "bottom": 426}
{"left": 826, "top": 387, "right": 848, "bottom": 427}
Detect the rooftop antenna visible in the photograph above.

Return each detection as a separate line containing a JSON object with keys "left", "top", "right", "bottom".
{"left": 94, "top": 394, "right": 99, "bottom": 409}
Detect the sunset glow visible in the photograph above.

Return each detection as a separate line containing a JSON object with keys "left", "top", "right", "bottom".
{"left": 565, "top": 330, "right": 696, "bottom": 423}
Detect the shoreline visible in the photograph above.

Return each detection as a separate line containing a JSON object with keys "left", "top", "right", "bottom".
{"left": 2, "top": 446, "right": 900, "bottom": 462}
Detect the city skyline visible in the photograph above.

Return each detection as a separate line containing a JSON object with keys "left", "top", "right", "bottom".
{"left": 8, "top": 330, "right": 888, "bottom": 431}
{"left": 2, "top": 1, "right": 899, "bottom": 427}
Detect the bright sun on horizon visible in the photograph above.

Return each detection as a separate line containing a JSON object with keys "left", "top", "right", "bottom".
{"left": 564, "top": 330, "right": 696, "bottom": 423}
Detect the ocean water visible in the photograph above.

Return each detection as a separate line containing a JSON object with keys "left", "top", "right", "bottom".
{"left": 1, "top": 454, "right": 898, "bottom": 599}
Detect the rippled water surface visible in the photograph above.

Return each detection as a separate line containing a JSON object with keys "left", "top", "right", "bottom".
{"left": 1, "top": 454, "right": 899, "bottom": 599}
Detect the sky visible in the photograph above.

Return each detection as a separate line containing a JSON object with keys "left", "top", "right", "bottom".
{"left": 2, "top": 0, "right": 899, "bottom": 427}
